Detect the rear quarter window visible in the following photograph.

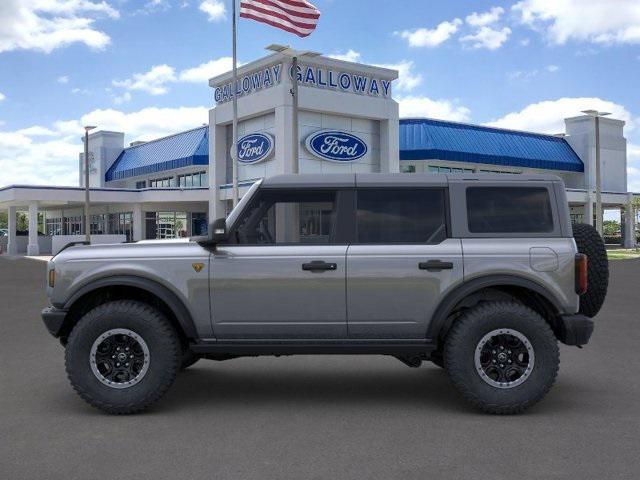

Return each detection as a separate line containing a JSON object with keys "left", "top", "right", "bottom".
{"left": 466, "top": 187, "right": 554, "bottom": 234}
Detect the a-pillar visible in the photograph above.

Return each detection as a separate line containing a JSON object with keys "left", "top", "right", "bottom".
{"left": 27, "top": 203, "right": 40, "bottom": 256}
{"left": 623, "top": 193, "right": 636, "bottom": 249}
{"left": 7, "top": 206, "right": 17, "bottom": 255}
{"left": 132, "top": 204, "right": 143, "bottom": 242}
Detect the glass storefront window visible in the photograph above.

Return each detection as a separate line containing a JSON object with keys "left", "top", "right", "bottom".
{"left": 145, "top": 211, "right": 188, "bottom": 239}
{"left": 108, "top": 212, "right": 133, "bottom": 242}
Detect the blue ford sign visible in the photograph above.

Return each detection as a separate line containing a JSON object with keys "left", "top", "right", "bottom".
{"left": 233, "top": 133, "right": 275, "bottom": 164}
{"left": 305, "top": 131, "right": 367, "bottom": 162}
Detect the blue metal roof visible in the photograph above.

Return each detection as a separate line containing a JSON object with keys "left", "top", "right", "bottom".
{"left": 105, "top": 126, "right": 209, "bottom": 181}
{"left": 399, "top": 118, "right": 584, "bottom": 172}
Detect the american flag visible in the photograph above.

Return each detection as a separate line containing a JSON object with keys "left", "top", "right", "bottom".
{"left": 240, "top": 0, "right": 321, "bottom": 38}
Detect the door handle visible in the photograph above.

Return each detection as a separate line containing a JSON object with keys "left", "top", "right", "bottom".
{"left": 419, "top": 260, "right": 454, "bottom": 271}
{"left": 302, "top": 261, "right": 337, "bottom": 272}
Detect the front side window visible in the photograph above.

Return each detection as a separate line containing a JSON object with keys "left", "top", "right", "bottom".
{"left": 466, "top": 187, "right": 554, "bottom": 233}
{"left": 356, "top": 189, "right": 447, "bottom": 244}
{"left": 232, "top": 190, "right": 337, "bottom": 245}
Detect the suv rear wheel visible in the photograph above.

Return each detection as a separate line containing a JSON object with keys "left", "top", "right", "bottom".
{"left": 444, "top": 301, "right": 559, "bottom": 414}
{"left": 65, "top": 300, "right": 181, "bottom": 414}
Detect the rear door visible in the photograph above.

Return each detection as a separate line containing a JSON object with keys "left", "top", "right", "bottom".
{"left": 346, "top": 187, "right": 464, "bottom": 339}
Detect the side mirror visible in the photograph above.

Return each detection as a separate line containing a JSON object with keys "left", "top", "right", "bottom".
{"left": 210, "top": 217, "right": 228, "bottom": 244}
{"left": 193, "top": 217, "right": 228, "bottom": 246}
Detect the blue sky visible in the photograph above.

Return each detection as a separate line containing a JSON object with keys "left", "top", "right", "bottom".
{"left": 0, "top": 0, "right": 639, "bottom": 190}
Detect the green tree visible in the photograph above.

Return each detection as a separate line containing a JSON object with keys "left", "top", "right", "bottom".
{"left": 603, "top": 220, "right": 620, "bottom": 237}
{"left": 0, "top": 211, "right": 6, "bottom": 230}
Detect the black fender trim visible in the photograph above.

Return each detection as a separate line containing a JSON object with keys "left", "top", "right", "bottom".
{"left": 426, "top": 274, "right": 564, "bottom": 340}
{"left": 63, "top": 275, "right": 198, "bottom": 339}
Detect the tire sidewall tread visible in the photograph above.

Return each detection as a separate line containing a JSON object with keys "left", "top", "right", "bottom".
{"left": 65, "top": 300, "right": 181, "bottom": 415}
{"left": 444, "top": 301, "right": 560, "bottom": 415}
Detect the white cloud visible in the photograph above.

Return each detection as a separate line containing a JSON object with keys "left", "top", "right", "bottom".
{"left": 373, "top": 60, "right": 422, "bottom": 93}
{"left": 113, "top": 91, "right": 132, "bottom": 105}
{"left": 0, "top": 0, "right": 119, "bottom": 54}
{"left": 0, "top": 92, "right": 5, "bottom": 102}
{"left": 486, "top": 97, "right": 635, "bottom": 134}
{"left": 199, "top": 0, "right": 226, "bottom": 22}
{"left": 398, "top": 95, "right": 471, "bottom": 122}
{"left": 520, "top": 38, "right": 531, "bottom": 46}
{"left": 461, "top": 26, "right": 511, "bottom": 50}
{"left": 466, "top": 7, "right": 504, "bottom": 27}
{"left": 0, "top": 106, "right": 209, "bottom": 187}
{"left": 513, "top": 0, "right": 640, "bottom": 45}
{"left": 396, "top": 19, "right": 462, "bottom": 47}
{"left": 113, "top": 64, "right": 177, "bottom": 95}
{"left": 179, "top": 56, "right": 234, "bottom": 82}
{"left": 57, "top": 75, "right": 69, "bottom": 84}
{"left": 327, "top": 52, "right": 422, "bottom": 93}
{"left": 508, "top": 64, "right": 560, "bottom": 81}
{"left": 328, "top": 50, "right": 362, "bottom": 63}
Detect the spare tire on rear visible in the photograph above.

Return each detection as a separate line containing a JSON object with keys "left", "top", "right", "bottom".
{"left": 572, "top": 223, "right": 609, "bottom": 317}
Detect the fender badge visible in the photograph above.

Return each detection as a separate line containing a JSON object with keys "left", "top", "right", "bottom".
{"left": 192, "top": 263, "right": 205, "bottom": 273}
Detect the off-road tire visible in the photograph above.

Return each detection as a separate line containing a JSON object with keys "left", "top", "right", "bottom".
{"left": 180, "top": 349, "right": 201, "bottom": 370}
{"left": 65, "top": 300, "right": 181, "bottom": 414}
{"left": 572, "top": 222, "right": 609, "bottom": 317}
{"left": 429, "top": 350, "right": 444, "bottom": 368}
{"left": 444, "top": 301, "right": 559, "bottom": 414}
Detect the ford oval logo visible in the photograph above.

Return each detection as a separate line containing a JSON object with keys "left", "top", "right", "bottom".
{"left": 233, "top": 133, "right": 275, "bottom": 164}
{"left": 305, "top": 130, "right": 368, "bottom": 162}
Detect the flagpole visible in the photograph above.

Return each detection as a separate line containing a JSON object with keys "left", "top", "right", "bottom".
{"left": 291, "top": 55, "right": 299, "bottom": 174}
{"left": 231, "top": 0, "right": 239, "bottom": 207}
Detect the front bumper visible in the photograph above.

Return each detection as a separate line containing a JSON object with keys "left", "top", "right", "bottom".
{"left": 41, "top": 306, "right": 68, "bottom": 338}
{"left": 557, "top": 314, "right": 594, "bottom": 346}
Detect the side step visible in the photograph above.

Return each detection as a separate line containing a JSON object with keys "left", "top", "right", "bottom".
{"left": 190, "top": 339, "right": 437, "bottom": 356}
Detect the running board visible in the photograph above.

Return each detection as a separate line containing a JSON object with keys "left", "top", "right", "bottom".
{"left": 190, "top": 339, "right": 437, "bottom": 356}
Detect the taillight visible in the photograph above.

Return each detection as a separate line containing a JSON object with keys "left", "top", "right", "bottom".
{"left": 48, "top": 269, "right": 55, "bottom": 288}
{"left": 575, "top": 253, "right": 588, "bottom": 295}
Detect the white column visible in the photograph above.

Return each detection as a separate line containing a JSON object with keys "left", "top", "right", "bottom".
{"left": 584, "top": 194, "right": 594, "bottom": 226}
{"left": 380, "top": 103, "right": 400, "bottom": 173}
{"left": 275, "top": 103, "right": 295, "bottom": 175}
{"left": 27, "top": 203, "right": 40, "bottom": 256}
{"left": 210, "top": 108, "right": 229, "bottom": 220}
{"left": 132, "top": 204, "right": 143, "bottom": 242}
{"left": 624, "top": 193, "right": 636, "bottom": 249}
{"left": 7, "top": 206, "right": 17, "bottom": 255}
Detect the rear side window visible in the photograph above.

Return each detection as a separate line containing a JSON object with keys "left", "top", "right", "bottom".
{"left": 466, "top": 187, "right": 554, "bottom": 233}
{"left": 357, "top": 189, "right": 447, "bottom": 243}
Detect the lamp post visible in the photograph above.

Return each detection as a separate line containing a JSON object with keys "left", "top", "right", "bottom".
{"left": 83, "top": 125, "right": 96, "bottom": 243}
{"left": 581, "top": 110, "right": 610, "bottom": 235}
{"left": 266, "top": 44, "right": 321, "bottom": 174}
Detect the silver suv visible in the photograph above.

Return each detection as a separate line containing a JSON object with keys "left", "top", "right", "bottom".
{"left": 42, "top": 174, "right": 608, "bottom": 414}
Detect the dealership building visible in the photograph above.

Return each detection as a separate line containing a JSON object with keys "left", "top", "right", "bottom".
{"left": 0, "top": 52, "right": 637, "bottom": 255}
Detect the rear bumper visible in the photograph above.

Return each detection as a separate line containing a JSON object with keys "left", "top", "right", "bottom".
{"left": 557, "top": 314, "right": 594, "bottom": 346}
{"left": 41, "top": 306, "right": 68, "bottom": 338}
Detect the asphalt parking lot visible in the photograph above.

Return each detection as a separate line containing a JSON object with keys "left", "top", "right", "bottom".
{"left": 1, "top": 256, "right": 639, "bottom": 480}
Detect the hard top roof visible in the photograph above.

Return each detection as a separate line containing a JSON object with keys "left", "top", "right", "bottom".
{"left": 260, "top": 173, "right": 562, "bottom": 189}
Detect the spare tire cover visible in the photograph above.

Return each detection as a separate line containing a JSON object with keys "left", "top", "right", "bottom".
{"left": 572, "top": 223, "right": 609, "bottom": 317}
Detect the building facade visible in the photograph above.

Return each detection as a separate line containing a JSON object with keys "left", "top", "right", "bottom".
{"left": 0, "top": 52, "right": 637, "bottom": 255}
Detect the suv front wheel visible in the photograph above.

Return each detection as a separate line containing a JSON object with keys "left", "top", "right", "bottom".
{"left": 444, "top": 301, "right": 559, "bottom": 414}
{"left": 65, "top": 300, "right": 181, "bottom": 414}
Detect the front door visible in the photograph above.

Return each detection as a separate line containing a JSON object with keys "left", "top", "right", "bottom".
{"left": 346, "top": 188, "right": 464, "bottom": 338}
{"left": 211, "top": 189, "right": 348, "bottom": 339}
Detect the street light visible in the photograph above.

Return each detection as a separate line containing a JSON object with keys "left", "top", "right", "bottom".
{"left": 83, "top": 125, "right": 97, "bottom": 244}
{"left": 266, "top": 44, "right": 321, "bottom": 174}
{"left": 581, "top": 110, "right": 611, "bottom": 235}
